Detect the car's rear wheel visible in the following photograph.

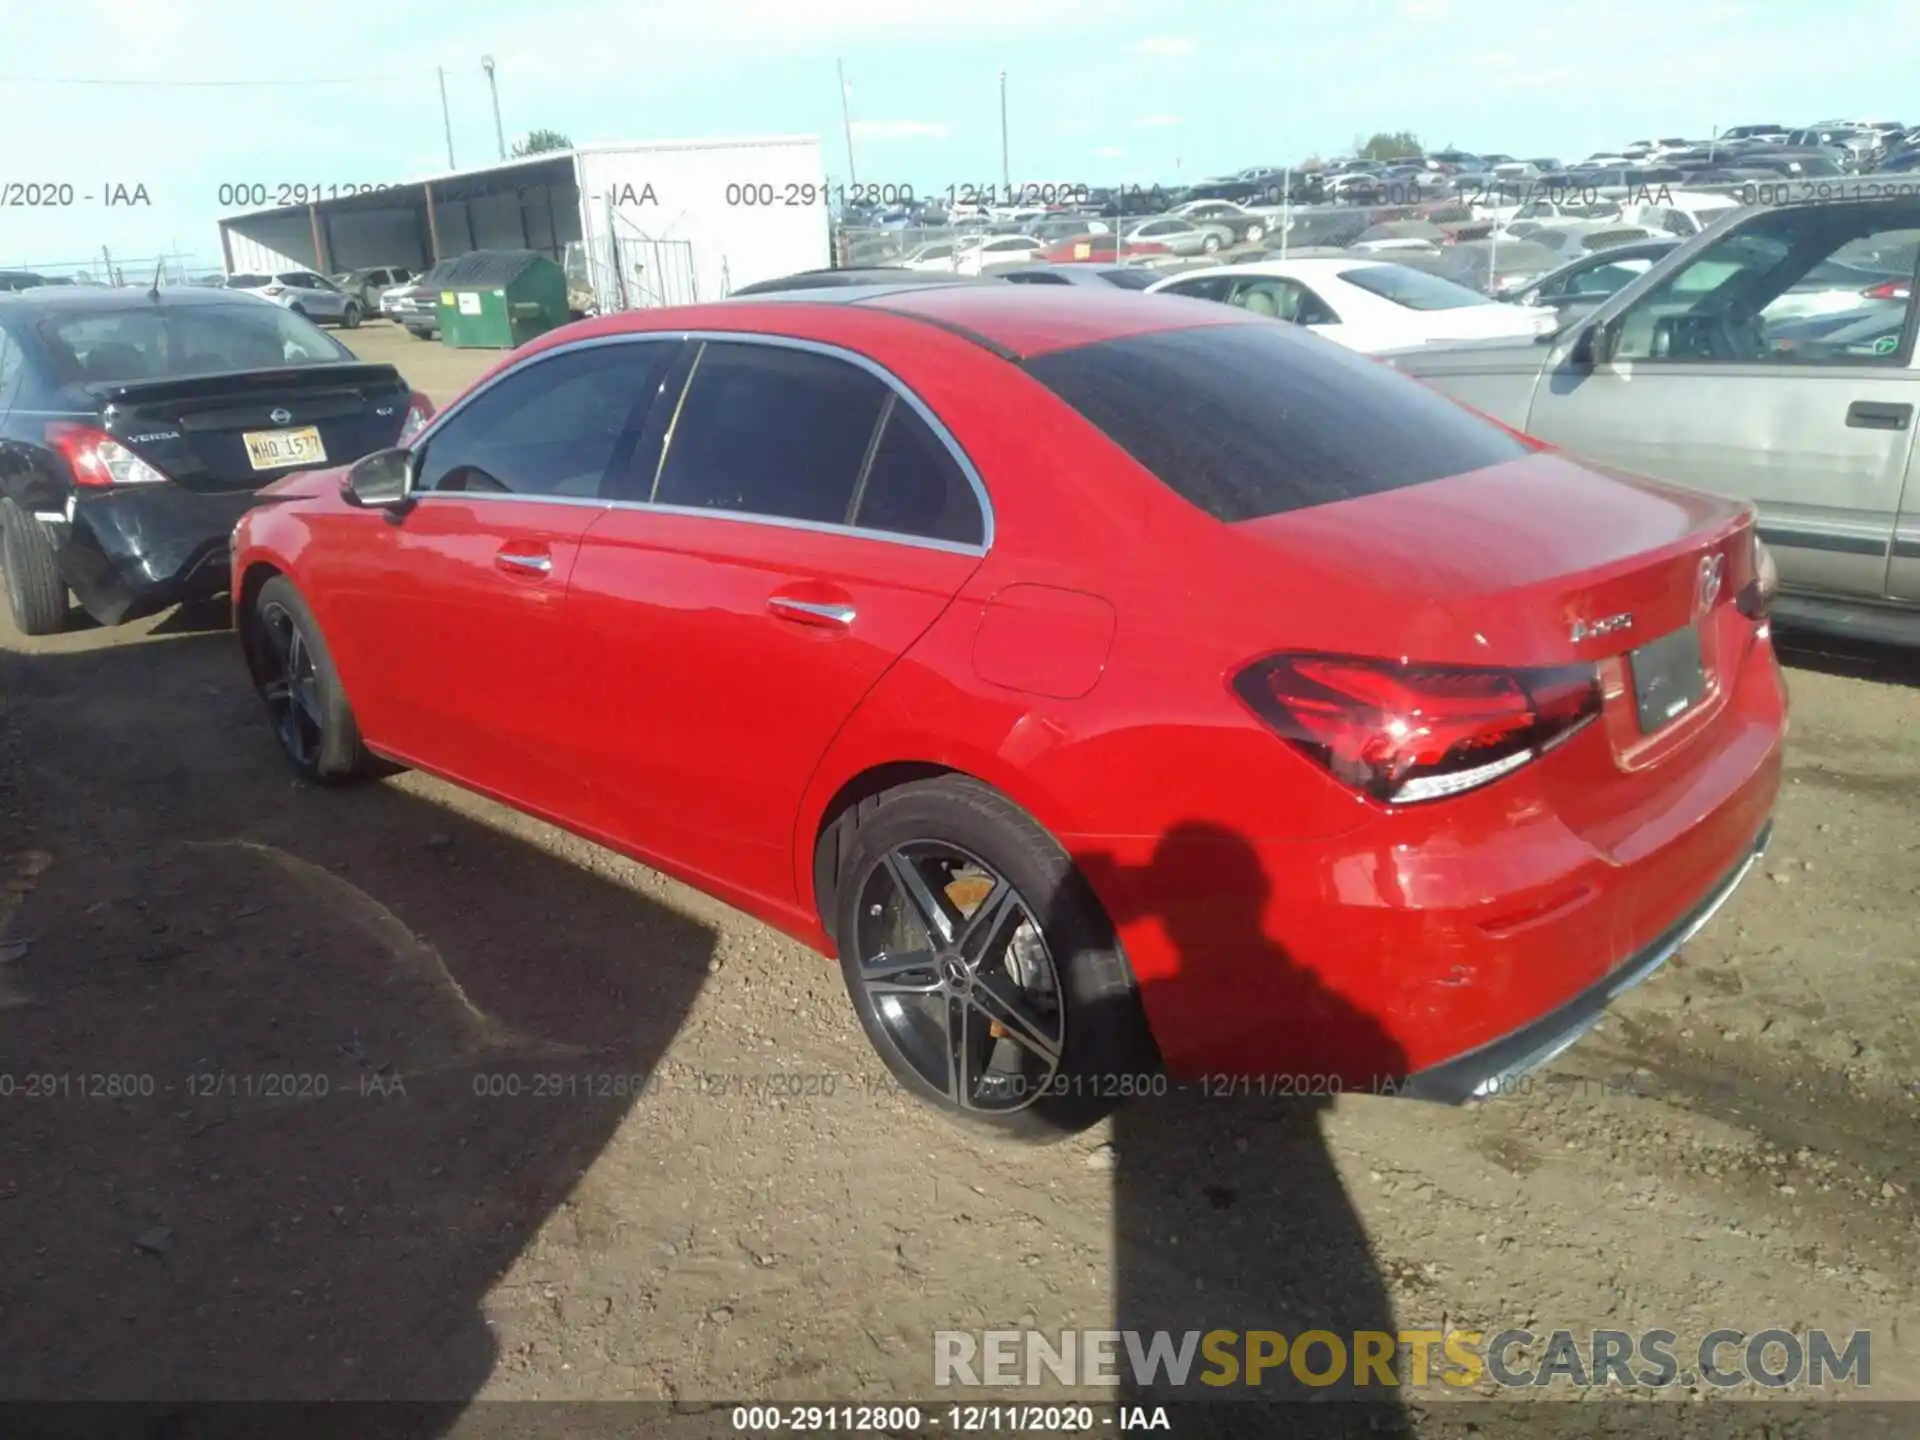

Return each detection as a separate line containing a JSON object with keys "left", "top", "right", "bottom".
{"left": 342, "top": 301, "right": 362, "bottom": 329}
{"left": 830, "top": 776, "right": 1155, "bottom": 1139}
{"left": 1202, "top": 233, "right": 1223, "bottom": 253}
{"left": 1245, "top": 223, "right": 1265, "bottom": 244}
{"left": 247, "top": 576, "right": 382, "bottom": 784}
{"left": 0, "top": 497, "right": 71, "bottom": 636}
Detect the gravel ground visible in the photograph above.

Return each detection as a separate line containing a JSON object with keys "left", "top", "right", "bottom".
{"left": 0, "top": 324, "right": 1916, "bottom": 1435}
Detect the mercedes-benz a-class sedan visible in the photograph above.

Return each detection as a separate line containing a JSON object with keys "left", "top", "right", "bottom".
{"left": 230, "top": 283, "right": 1786, "bottom": 1137}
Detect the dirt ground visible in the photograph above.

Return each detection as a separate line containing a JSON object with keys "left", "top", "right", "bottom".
{"left": 2, "top": 323, "right": 1918, "bottom": 1434}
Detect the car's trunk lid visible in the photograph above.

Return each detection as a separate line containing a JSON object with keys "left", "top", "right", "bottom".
{"left": 78, "top": 363, "right": 410, "bottom": 494}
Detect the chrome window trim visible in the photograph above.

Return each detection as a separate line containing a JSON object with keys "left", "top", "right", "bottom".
{"left": 405, "top": 327, "right": 995, "bottom": 555}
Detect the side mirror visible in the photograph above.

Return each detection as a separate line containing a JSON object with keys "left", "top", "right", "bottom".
{"left": 343, "top": 447, "right": 414, "bottom": 510}
{"left": 1566, "top": 320, "right": 1607, "bottom": 367}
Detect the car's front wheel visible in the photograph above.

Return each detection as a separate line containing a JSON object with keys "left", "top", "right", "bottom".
{"left": 830, "top": 776, "right": 1155, "bottom": 1139}
{"left": 0, "top": 497, "right": 70, "bottom": 636}
{"left": 246, "top": 576, "right": 384, "bottom": 784}
{"left": 342, "top": 301, "right": 362, "bottom": 329}
{"left": 1202, "top": 233, "right": 1223, "bottom": 253}
{"left": 1244, "top": 223, "right": 1265, "bottom": 244}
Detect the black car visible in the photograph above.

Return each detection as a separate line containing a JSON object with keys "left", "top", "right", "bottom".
{"left": 0, "top": 286, "right": 430, "bottom": 634}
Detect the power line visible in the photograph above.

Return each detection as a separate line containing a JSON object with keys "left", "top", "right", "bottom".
{"left": 0, "top": 72, "right": 435, "bottom": 88}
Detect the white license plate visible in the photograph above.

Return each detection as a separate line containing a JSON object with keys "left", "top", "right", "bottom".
{"left": 1073, "top": 243, "right": 1091, "bottom": 259}
{"left": 243, "top": 426, "right": 326, "bottom": 471}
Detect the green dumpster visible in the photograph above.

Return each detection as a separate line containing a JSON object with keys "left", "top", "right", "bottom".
{"left": 433, "top": 249, "right": 570, "bottom": 349}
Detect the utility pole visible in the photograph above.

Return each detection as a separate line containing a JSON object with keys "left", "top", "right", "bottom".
{"left": 837, "top": 59, "right": 858, "bottom": 186}
{"left": 482, "top": 56, "right": 506, "bottom": 161}
{"left": 999, "top": 70, "right": 1010, "bottom": 194}
{"left": 438, "top": 67, "right": 457, "bottom": 170}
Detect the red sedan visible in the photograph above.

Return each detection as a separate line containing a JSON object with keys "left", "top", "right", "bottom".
{"left": 1042, "top": 233, "right": 1169, "bottom": 263}
{"left": 231, "top": 283, "right": 1785, "bottom": 1136}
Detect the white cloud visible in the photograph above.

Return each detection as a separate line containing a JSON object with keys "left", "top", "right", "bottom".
{"left": 1135, "top": 114, "right": 1182, "bottom": 129}
{"left": 1125, "top": 36, "right": 1196, "bottom": 58}
{"left": 849, "top": 119, "right": 952, "bottom": 140}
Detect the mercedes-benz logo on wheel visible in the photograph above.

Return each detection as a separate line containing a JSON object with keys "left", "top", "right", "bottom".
{"left": 1699, "top": 553, "right": 1724, "bottom": 612}
{"left": 269, "top": 407, "right": 293, "bottom": 425}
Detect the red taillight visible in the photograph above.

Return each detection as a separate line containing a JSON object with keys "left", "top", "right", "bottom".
{"left": 1232, "top": 653, "right": 1602, "bottom": 805}
{"left": 1862, "top": 280, "right": 1911, "bottom": 300}
{"left": 398, "top": 390, "right": 435, "bottom": 444}
{"left": 45, "top": 422, "right": 171, "bottom": 487}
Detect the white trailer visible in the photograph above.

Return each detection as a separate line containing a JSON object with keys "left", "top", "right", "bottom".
{"left": 215, "top": 135, "right": 830, "bottom": 305}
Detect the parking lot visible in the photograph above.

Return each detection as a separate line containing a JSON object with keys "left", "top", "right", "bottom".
{"left": 0, "top": 313, "right": 1916, "bottom": 1420}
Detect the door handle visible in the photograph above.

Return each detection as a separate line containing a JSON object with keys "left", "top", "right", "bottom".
{"left": 1846, "top": 400, "right": 1912, "bottom": 430}
{"left": 496, "top": 550, "right": 553, "bottom": 574}
{"left": 767, "top": 595, "right": 855, "bottom": 627}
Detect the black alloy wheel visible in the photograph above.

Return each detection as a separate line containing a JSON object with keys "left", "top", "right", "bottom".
{"left": 258, "top": 597, "right": 323, "bottom": 771}
{"left": 852, "top": 840, "right": 1067, "bottom": 1115}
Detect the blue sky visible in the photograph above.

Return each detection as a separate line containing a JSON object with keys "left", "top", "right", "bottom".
{"left": 0, "top": 0, "right": 1908, "bottom": 269}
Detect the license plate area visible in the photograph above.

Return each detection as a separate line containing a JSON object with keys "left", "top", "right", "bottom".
{"left": 243, "top": 426, "right": 325, "bottom": 471}
{"left": 1627, "top": 624, "right": 1705, "bottom": 734}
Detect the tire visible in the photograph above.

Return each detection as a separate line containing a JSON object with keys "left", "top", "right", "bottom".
{"left": 342, "top": 302, "right": 362, "bottom": 329}
{"left": 830, "top": 776, "right": 1155, "bottom": 1140}
{"left": 289, "top": 304, "right": 307, "bottom": 318}
{"left": 0, "top": 497, "right": 70, "bottom": 636}
{"left": 245, "top": 575, "right": 384, "bottom": 784}
{"left": 1202, "top": 233, "right": 1223, "bottom": 254}
{"left": 1244, "top": 223, "right": 1265, "bottom": 244}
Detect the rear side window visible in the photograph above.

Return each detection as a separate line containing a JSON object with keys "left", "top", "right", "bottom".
{"left": 1024, "top": 323, "right": 1530, "bottom": 522}
{"left": 1338, "top": 265, "right": 1489, "bottom": 311}
{"left": 655, "top": 342, "right": 889, "bottom": 523}
{"left": 852, "top": 400, "right": 983, "bottom": 545}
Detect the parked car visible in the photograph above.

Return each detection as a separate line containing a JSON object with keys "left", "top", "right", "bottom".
{"left": 1144, "top": 258, "right": 1556, "bottom": 351}
{"left": 953, "top": 235, "right": 1048, "bottom": 275}
{"left": 228, "top": 284, "right": 1784, "bottom": 1133}
{"left": 0, "top": 271, "right": 48, "bottom": 292}
{"left": 1720, "top": 124, "right": 1791, "bottom": 143}
{"left": 385, "top": 260, "right": 462, "bottom": 338}
{"left": 1171, "top": 200, "right": 1274, "bottom": 244}
{"left": 894, "top": 241, "right": 963, "bottom": 273}
{"left": 1391, "top": 238, "right": 1563, "bottom": 297}
{"left": 1043, "top": 233, "right": 1171, "bottom": 263}
{"left": 1506, "top": 238, "right": 1684, "bottom": 323}
{"left": 332, "top": 266, "right": 415, "bottom": 312}
{"left": 0, "top": 286, "right": 432, "bottom": 635}
{"left": 1122, "top": 216, "right": 1235, "bottom": 257}
{"left": 1380, "top": 196, "right": 1920, "bottom": 646}
{"left": 993, "top": 263, "right": 1161, "bottom": 289}
{"left": 225, "top": 270, "right": 365, "bottom": 328}
{"left": 728, "top": 269, "right": 1004, "bottom": 295}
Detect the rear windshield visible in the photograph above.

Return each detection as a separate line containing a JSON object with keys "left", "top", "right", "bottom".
{"left": 38, "top": 305, "right": 353, "bottom": 383}
{"left": 1023, "top": 323, "right": 1530, "bottom": 522}
{"left": 1339, "top": 265, "right": 1490, "bottom": 310}
{"left": 225, "top": 274, "right": 270, "bottom": 288}
{"left": 1097, "top": 268, "right": 1159, "bottom": 290}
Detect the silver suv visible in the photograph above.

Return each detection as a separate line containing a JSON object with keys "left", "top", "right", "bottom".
{"left": 1382, "top": 197, "right": 1920, "bottom": 647}
{"left": 224, "top": 271, "right": 363, "bottom": 328}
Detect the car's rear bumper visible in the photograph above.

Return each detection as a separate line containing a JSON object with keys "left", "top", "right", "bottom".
{"left": 57, "top": 486, "right": 261, "bottom": 624}
{"left": 1398, "top": 817, "right": 1771, "bottom": 1103}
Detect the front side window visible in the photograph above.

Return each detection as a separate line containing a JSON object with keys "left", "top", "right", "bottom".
{"left": 415, "top": 342, "right": 679, "bottom": 497}
{"left": 1608, "top": 207, "right": 1920, "bottom": 365}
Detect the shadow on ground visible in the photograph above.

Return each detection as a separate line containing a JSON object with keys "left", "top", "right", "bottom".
{"left": 0, "top": 630, "right": 717, "bottom": 1411}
